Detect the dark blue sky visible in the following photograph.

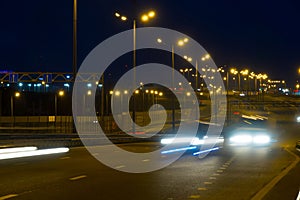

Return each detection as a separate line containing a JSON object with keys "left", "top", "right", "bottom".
{"left": 1, "top": 0, "right": 300, "bottom": 83}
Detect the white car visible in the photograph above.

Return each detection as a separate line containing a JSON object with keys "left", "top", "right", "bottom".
{"left": 228, "top": 127, "right": 272, "bottom": 146}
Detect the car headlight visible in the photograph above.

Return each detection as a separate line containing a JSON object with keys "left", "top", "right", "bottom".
{"left": 297, "top": 116, "right": 300, "bottom": 123}
{"left": 229, "top": 134, "right": 271, "bottom": 145}
{"left": 253, "top": 135, "right": 270, "bottom": 144}
{"left": 190, "top": 137, "right": 204, "bottom": 146}
{"left": 229, "top": 135, "right": 252, "bottom": 144}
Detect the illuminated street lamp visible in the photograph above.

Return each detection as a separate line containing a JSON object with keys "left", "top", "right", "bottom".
{"left": 115, "top": 9, "right": 156, "bottom": 133}
{"left": 55, "top": 90, "right": 65, "bottom": 116}
{"left": 201, "top": 54, "right": 210, "bottom": 61}
{"left": 15, "top": 92, "right": 20, "bottom": 97}
{"left": 156, "top": 37, "right": 189, "bottom": 131}
{"left": 11, "top": 92, "right": 21, "bottom": 116}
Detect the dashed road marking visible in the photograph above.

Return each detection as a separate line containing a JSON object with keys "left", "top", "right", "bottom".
{"left": 69, "top": 175, "right": 87, "bottom": 181}
{"left": 217, "top": 170, "right": 223, "bottom": 173}
{"left": 197, "top": 187, "right": 207, "bottom": 191}
{"left": 189, "top": 195, "right": 201, "bottom": 199}
{"left": 209, "top": 177, "right": 216, "bottom": 180}
{"left": 60, "top": 156, "right": 70, "bottom": 160}
{"left": 213, "top": 173, "right": 220, "bottom": 176}
{"left": 220, "top": 167, "right": 226, "bottom": 170}
{"left": 142, "top": 159, "right": 150, "bottom": 162}
{"left": 0, "top": 194, "right": 18, "bottom": 200}
{"left": 204, "top": 182, "right": 213, "bottom": 185}
{"left": 115, "top": 165, "right": 125, "bottom": 169}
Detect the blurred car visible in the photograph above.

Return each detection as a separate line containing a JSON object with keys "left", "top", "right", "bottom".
{"left": 160, "top": 122, "right": 224, "bottom": 155}
{"left": 296, "top": 140, "right": 300, "bottom": 151}
{"left": 228, "top": 127, "right": 272, "bottom": 146}
{"left": 296, "top": 115, "right": 300, "bottom": 123}
{"left": 227, "top": 114, "right": 275, "bottom": 146}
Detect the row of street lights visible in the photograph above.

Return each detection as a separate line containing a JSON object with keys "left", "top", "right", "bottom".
{"left": 10, "top": 90, "right": 65, "bottom": 117}
{"left": 227, "top": 68, "right": 268, "bottom": 94}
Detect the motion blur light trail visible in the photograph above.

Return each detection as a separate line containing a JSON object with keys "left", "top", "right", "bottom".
{"left": 0, "top": 146, "right": 37, "bottom": 154}
{"left": 193, "top": 147, "right": 220, "bottom": 156}
{"left": 161, "top": 146, "right": 197, "bottom": 154}
{"left": 0, "top": 147, "right": 69, "bottom": 160}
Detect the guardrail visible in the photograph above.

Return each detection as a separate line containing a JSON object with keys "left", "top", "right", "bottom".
{"left": 0, "top": 132, "right": 174, "bottom": 149}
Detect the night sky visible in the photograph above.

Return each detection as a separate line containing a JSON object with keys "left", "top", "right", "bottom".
{"left": 1, "top": 0, "right": 300, "bottom": 84}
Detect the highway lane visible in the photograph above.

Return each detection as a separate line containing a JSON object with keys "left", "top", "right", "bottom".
{"left": 0, "top": 143, "right": 297, "bottom": 200}
{"left": 0, "top": 118, "right": 299, "bottom": 199}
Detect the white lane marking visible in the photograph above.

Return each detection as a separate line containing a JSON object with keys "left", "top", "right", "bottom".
{"left": 296, "top": 190, "right": 300, "bottom": 200}
{"left": 217, "top": 170, "right": 223, "bottom": 173}
{"left": 0, "top": 194, "right": 18, "bottom": 200}
{"left": 251, "top": 148, "right": 300, "bottom": 200}
{"left": 209, "top": 177, "right": 216, "bottom": 180}
{"left": 220, "top": 167, "right": 226, "bottom": 170}
{"left": 92, "top": 153, "right": 99, "bottom": 156}
{"left": 142, "top": 159, "right": 150, "bottom": 162}
{"left": 197, "top": 187, "right": 207, "bottom": 191}
{"left": 213, "top": 173, "right": 220, "bottom": 176}
{"left": 115, "top": 165, "right": 125, "bottom": 169}
{"left": 69, "top": 175, "right": 87, "bottom": 181}
{"left": 204, "top": 182, "right": 213, "bottom": 185}
{"left": 60, "top": 157, "right": 70, "bottom": 160}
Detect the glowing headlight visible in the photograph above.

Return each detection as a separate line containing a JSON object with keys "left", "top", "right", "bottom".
{"left": 253, "top": 135, "right": 270, "bottom": 144}
{"left": 229, "top": 135, "right": 252, "bottom": 144}
{"left": 297, "top": 116, "right": 300, "bottom": 123}
{"left": 161, "top": 138, "right": 174, "bottom": 145}
{"left": 190, "top": 137, "right": 204, "bottom": 146}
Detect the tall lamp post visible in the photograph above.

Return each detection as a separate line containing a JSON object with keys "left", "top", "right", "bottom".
{"left": 11, "top": 92, "right": 20, "bottom": 116}
{"left": 157, "top": 38, "right": 189, "bottom": 131}
{"left": 55, "top": 90, "right": 64, "bottom": 117}
{"left": 73, "top": 0, "right": 77, "bottom": 80}
{"left": 114, "top": 10, "right": 156, "bottom": 134}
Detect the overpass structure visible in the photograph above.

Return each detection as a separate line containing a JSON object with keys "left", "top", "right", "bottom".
{"left": 0, "top": 72, "right": 103, "bottom": 83}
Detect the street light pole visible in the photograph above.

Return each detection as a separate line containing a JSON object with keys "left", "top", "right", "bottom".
{"left": 73, "top": 0, "right": 77, "bottom": 80}
{"left": 171, "top": 45, "right": 175, "bottom": 131}
{"left": 226, "top": 71, "right": 229, "bottom": 95}
{"left": 132, "top": 19, "right": 136, "bottom": 134}
{"left": 115, "top": 11, "right": 155, "bottom": 134}
{"left": 55, "top": 94, "right": 57, "bottom": 116}
{"left": 10, "top": 95, "right": 13, "bottom": 117}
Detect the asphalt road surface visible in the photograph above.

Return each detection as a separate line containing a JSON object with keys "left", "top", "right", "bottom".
{"left": 0, "top": 122, "right": 299, "bottom": 200}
